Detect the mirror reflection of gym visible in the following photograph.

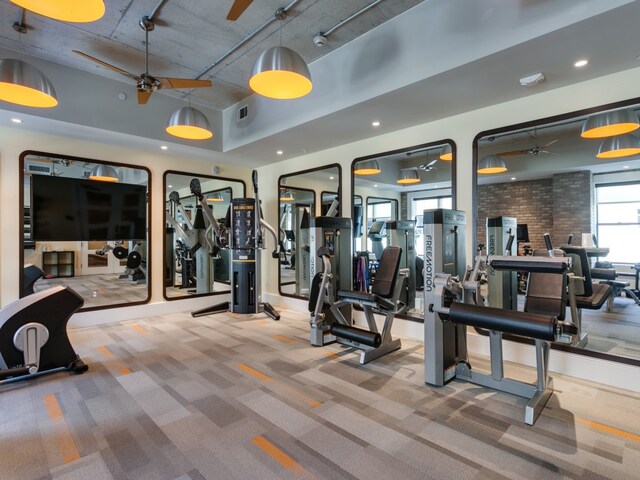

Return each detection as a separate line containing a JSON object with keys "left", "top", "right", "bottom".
{"left": 21, "top": 152, "right": 150, "bottom": 310}
{"left": 352, "top": 141, "right": 455, "bottom": 320}
{"left": 164, "top": 171, "right": 245, "bottom": 299}
{"left": 278, "top": 165, "right": 341, "bottom": 299}
{"left": 475, "top": 103, "right": 640, "bottom": 362}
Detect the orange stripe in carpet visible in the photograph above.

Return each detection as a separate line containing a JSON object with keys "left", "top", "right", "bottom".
{"left": 238, "top": 364, "right": 272, "bottom": 382}
{"left": 577, "top": 417, "right": 640, "bottom": 443}
{"left": 43, "top": 394, "right": 80, "bottom": 464}
{"left": 325, "top": 352, "right": 338, "bottom": 359}
{"left": 253, "top": 436, "right": 304, "bottom": 475}
{"left": 131, "top": 324, "right": 147, "bottom": 334}
{"left": 97, "top": 345, "right": 112, "bottom": 357}
{"left": 274, "top": 335, "right": 294, "bottom": 344}
{"left": 44, "top": 394, "right": 63, "bottom": 420}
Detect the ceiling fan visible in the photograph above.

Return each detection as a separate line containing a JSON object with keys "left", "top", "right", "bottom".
{"left": 73, "top": 16, "right": 211, "bottom": 105}
{"left": 497, "top": 130, "right": 559, "bottom": 157}
{"left": 417, "top": 159, "right": 438, "bottom": 172}
{"left": 227, "top": 0, "right": 254, "bottom": 21}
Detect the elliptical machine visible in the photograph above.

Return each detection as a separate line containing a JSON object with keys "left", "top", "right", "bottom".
{"left": 1, "top": 286, "right": 88, "bottom": 384}
{"left": 192, "top": 171, "right": 282, "bottom": 320}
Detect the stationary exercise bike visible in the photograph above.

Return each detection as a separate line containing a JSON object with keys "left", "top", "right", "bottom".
{"left": 1, "top": 286, "right": 88, "bottom": 384}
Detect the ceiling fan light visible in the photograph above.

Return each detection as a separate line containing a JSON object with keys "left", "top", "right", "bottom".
{"left": 581, "top": 109, "right": 639, "bottom": 138}
{"left": 10, "top": 0, "right": 105, "bottom": 23}
{"left": 0, "top": 59, "right": 58, "bottom": 108}
{"left": 354, "top": 159, "right": 381, "bottom": 175}
{"left": 439, "top": 145, "right": 453, "bottom": 161}
{"left": 250, "top": 46, "right": 312, "bottom": 100}
{"left": 166, "top": 107, "right": 213, "bottom": 140}
{"left": 596, "top": 134, "right": 640, "bottom": 159}
{"left": 477, "top": 154, "right": 507, "bottom": 174}
{"left": 397, "top": 169, "right": 421, "bottom": 184}
{"left": 89, "top": 164, "right": 119, "bottom": 182}
{"left": 279, "top": 189, "right": 295, "bottom": 201}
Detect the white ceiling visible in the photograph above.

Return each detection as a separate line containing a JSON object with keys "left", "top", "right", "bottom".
{"left": 2, "top": 0, "right": 640, "bottom": 166}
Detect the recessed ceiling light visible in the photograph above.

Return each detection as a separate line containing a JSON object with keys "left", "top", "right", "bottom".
{"left": 574, "top": 59, "right": 589, "bottom": 68}
{"left": 160, "top": 145, "right": 168, "bottom": 150}
{"left": 373, "top": 184, "right": 378, "bottom": 187}
{"left": 168, "top": 185, "right": 173, "bottom": 188}
{"left": 329, "top": 176, "right": 334, "bottom": 180}
{"left": 11, "top": 118, "right": 22, "bottom": 124}
{"left": 372, "top": 121, "right": 381, "bottom": 127}
{"left": 277, "top": 150, "right": 283, "bottom": 155}
{"left": 511, "top": 177, "right": 516, "bottom": 181}
{"left": 623, "top": 165, "right": 630, "bottom": 169}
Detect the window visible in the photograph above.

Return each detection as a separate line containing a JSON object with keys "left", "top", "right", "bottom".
{"left": 596, "top": 183, "right": 640, "bottom": 263}
{"left": 412, "top": 196, "right": 452, "bottom": 257}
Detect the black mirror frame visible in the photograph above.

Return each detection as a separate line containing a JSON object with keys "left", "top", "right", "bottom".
{"left": 162, "top": 169, "right": 246, "bottom": 302}
{"left": 472, "top": 95, "right": 640, "bottom": 367}
{"left": 19, "top": 150, "right": 152, "bottom": 311}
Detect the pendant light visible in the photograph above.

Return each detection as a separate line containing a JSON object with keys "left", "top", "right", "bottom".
{"left": 206, "top": 192, "right": 225, "bottom": 202}
{"left": 581, "top": 109, "right": 640, "bottom": 138}
{"left": 89, "top": 164, "right": 119, "bottom": 182}
{"left": 249, "top": 8, "right": 312, "bottom": 100}
{"left": 439, "top": 145, "right": 453, "bottom": 161}
{"left": 166, "top": 106, "right": 213, "bottom": 140}
{"left": 279, "top": 189, "right": 295, "bottom": 201}
{"left": 596, "top": 134, "right": 640, "bottom": 159}
{"left": 10, "top": 0, "right": 106, "bottom": 23}
{"left": 0, "top": 59, "right": 58, "bottom": 108}
{"left": 353, "top": 159, "right": 381, "bottom": 175}
{"left": 397, "top": 169, "right": 420, "bottom": 185}
{"left": 477, "top": 154, "right": 507, "bottom": 174}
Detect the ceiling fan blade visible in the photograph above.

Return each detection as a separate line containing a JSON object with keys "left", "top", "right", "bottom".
{"left": 137, "top": 90, "right": 152, "bottom": 105}
{"left": 227, "top": 0, "right": 254, "bottom": 20}
{"left": 497, "top": 149, "right": 530, "bottom": 157}
{"left": 427, "top": 159, "right": 438, "bottom": 167}
{"left": 73, "top": 50, "right": 139, "bottom": 81}
{"left": 541, "top": 139, "right": 559, "bottom": 148}
{"left": 156, "top": 77, "right": 212, "bottom": 90}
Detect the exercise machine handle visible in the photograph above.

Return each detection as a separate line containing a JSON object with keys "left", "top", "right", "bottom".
{"left": 543, "top": 233, "right": 553, "bottom": 252}
{"left": 505, "top": 234, "right": 515, "bottom": 255}
{"left": 567, "top": 233, "right": 573, "bottom": 245}
{"left": 252, "top": 170, "right": 258, "bottom": 195}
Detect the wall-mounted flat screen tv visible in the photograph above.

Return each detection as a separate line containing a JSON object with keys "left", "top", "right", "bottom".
{"left": 31, "top": 175, "right": 147, "bottom": 241}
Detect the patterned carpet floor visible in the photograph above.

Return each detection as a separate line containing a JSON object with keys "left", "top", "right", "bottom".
{"left": 2, "top": 307, "right": 640, "bottom": 479}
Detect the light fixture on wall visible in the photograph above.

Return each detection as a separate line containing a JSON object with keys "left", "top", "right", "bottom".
{"left": 10, "top": 0, "right": 105, "bottom": 23}
{"left": 0, "top": 59, "right": 58, "bottom": 108}
{"left": 206, "top": 192, "right": 225, "bottom": 202}
{"left": 279, "top": 189, "right": 295, "bottom": 201}
{"left": 596, "top": 134, "right": 640, "bottom": 159}
{"left": 353, "top": 159, "right": 381, "bottom": 175}
{"left": 166, "top": 106, "right": 213, "bottom": 140}
{"left": 581, "top": 109, "right": 640, "bottom": 138}
{"left": 249, "top": 8, "right": 312, "bottom": 100}
{"left": 439, "top": 145, "right": 453, "bottom": 161}
{"left": 477, "top": 154, "right": 507, "bottom": 174}
{"left": 396, "top": 169, "right": 420, "bottom": 184}
{"left": 88, "top": 164, "right": 119, "bottom": 182}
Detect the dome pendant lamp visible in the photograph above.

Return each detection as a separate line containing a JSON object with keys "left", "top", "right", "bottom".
{"left": 596, "top": 134, "right": 640, "bottom": 159}
{"left": 89, "top": 164, "right": 119, "bottom": 182}
{"left": 477, "top": 154, "right": 507, "bottom": 174}
{"left": 166, "top": 106, "right": 213, "bottom": 140}
{"left": 10, "top": 0, "right": 106, "bottom": 23}
{"left": 439, "top": 144, "right": 453, "bottom": 161}
{"left": 397, "top": 169, "right": 420, "bottom": 185}
{"left": 353, "top": 159, "right": 381, "bottom": 175}
{"left": 0, "top": 59, "right": 58, "bottom": 108}
{"left": 581, "top": 109, "right": 640, "bottom": 138}
{"left": 249, "top": 8, "right": 312, "bottom": 100}
{"left": 279, "top": 189, "right": 295, "bottom": 201}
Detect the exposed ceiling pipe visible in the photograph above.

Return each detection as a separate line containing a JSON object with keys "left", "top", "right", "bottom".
{"left": 315, "top": 0, "right": 386, "bottom": 46}
{"left": 148, "top": 0, "right": 170, "bottom": 22}
{"left": 192, "top": 0, "right": 303, "bottom": 81}
{"left": 12, "top": 8, "right": 27, "bottom": 34}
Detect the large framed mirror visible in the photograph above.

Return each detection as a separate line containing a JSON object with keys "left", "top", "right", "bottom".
{"left": 352, "top": 140, "right": 456, "bottom": 320}
{"left": 164, "top": 171, "right": 245, "bottom": 300}
{"left": 20, "top": 151, "right": 150, "bottom": 310}
{"left": 474, "top": 98, "right": 640, "bottom": 364}
{"left": 278, "top": 164, "right": 341, "bottom": 299}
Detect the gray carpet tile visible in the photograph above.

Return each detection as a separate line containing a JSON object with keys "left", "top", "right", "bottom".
{"left": 2, "top": 308, "right": 640, "bottom": 479}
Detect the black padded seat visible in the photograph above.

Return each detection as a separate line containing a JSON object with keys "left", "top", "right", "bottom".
{"left": 525, "top": 249, "right": 567, "bottom": 320}
{"left": 574, "top": 283, "right": 611, "bottom": 309}
{"left": 337, "top": 246, "right": 402, "bottom": 311}
{"left": 562, "top": 246, "right": 613, "bottom": 310}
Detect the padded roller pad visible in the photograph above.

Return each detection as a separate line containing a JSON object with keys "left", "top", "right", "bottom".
{"left": 330, "top": 324, "right": 382, "bottom": 348}
{"left": 488, "top": 255, "right": 570, "bottom": 273}
{"left": 449, "top": 302, "right": 557, "bottom": 341}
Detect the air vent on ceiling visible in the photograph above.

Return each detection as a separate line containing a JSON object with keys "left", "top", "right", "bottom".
{"left": 238, "top": 105, "right": 248, "bottom": 121}
{"left": 25, "top": 162, "right": 52, "bottom": 175}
